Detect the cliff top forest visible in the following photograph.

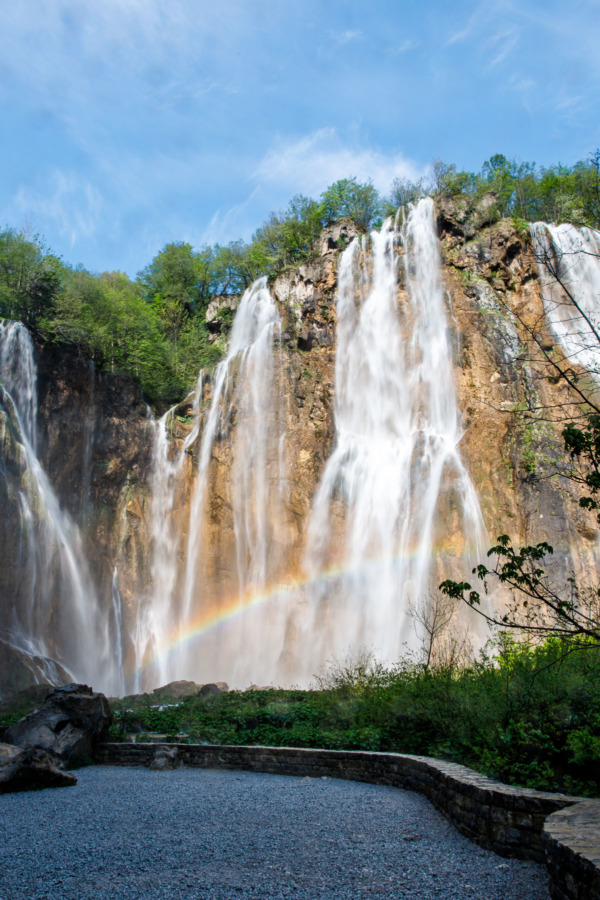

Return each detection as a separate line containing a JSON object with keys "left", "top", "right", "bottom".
{"left": 1, "top": 151, "right": 599, "bottom": 406}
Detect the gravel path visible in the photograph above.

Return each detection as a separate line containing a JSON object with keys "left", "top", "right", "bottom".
{"left": 0, "top": 766, "right": 549, "bottom": 900}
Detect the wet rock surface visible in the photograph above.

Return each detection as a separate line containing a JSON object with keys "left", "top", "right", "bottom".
{"left": 6, "top": 683, "right": 112, "bottom": 764}
{"left": 0, "top": 766, "right": 550, "bottom": 899}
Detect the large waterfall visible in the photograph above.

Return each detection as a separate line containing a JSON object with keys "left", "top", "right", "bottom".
{"left": 0, "top": 202, "right": 493, "bottom": 695}
{"left": 0, "top": 321, "right": 117, "bottom": 694}
{"left": 8, "top": 202, "right": 598, "bottom": 696}
{"left": 530, "top": 223, "right": 600, "bottom": 380}
{"left": 301, "top": 198, "right": 487, "bottom": 673}
{"left": 133, "top": 277, "right": 287, "bottom": 690}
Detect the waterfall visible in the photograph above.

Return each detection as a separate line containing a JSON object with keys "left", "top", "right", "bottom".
{"left": 529, "top": 223, "right": 600, "bottom": 380}
{"left": 132, "top": 376, "right": 204, "bottom": 692}
{"left": 135, "top": 278, "right": 286, "bottom": 689}
{"left": 111, "top": 567, "right": 126, "bottom": 697}
{"left": 0, "top": 320, "right": 116, "bottom": 693}
{"left": 304, "top": 198, "right": 487, "bottom": 670}
{"left": 179, "top": 277, "right": 285, "bottom": 684}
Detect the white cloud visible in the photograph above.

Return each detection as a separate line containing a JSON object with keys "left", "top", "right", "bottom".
{"left": 13, "top": 171, "right": 104, "bottom": 248}
{"left": 395, "top": 39, "right": 420, "bottom": 53}
{"left": 330, "top": 29, "right": 361, "bottom": 45}
{"left": 199, "top": 187, "right": 262, "bottom": 247}
{"left": 486, "top": 28, "right": 520, "bottom": 68}
{"left": 253, "top": 128, "right": 423, "bottom": 199}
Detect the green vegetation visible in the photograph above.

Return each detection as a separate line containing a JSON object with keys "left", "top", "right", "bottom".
{"left": 384, "top": 151, "right": 600, "bottom": 227}
{"left": 104, "top": 638, "right": 600, "bottom": 797}
{"left": 0, "top": 153, "right": 598, "bottom": 406}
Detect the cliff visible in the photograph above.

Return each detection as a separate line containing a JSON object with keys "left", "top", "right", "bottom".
{"left": 0, "top": 200, "right": 597, "bottom": 697}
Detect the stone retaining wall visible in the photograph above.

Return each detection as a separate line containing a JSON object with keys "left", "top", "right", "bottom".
{"left": 543, "top": 800, "right": 600, "bottom": 899}
{"left": 98, "top": 743, "right": 580, "bottom": 862}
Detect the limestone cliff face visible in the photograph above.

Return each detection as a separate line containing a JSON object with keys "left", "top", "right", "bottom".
{"left": 0, "top": 204, "right": 598, "bottom": 697}
{"left": 436, "top": 198, "right": 598, "bottom": 578}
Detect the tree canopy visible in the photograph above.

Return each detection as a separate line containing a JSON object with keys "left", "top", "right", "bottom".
{"left": 0, "top": 151, "right": 598, "bottom": 406}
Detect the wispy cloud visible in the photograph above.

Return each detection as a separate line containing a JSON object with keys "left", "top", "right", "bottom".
{"left": 444, "top": 3, "right": 489, "bottom": 46}
{"left": 330, "top": 29, "right": 361, "bottom": 45}
{"left": 253, "top": 128, "right": 423, "bottom": 198}
{"left": 486, "top": 28, "right": 520, "bottom": 68}
{"left": 200, "top": 187, "right": 262, "bottom": 247}
{"left": 12, "top": 171, "right": 103, "bottom": 248}
{"left": 391, "top": 39, "right": 420, "bottom": 54}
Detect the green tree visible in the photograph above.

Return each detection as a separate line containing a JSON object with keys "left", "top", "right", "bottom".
{"left": 137, "top": 242, "right": 207, "bottom": 338}
{"left": 320, "top": 178, "right": 381, "bottom": 232}
{"left": 0, "top": 229, "right": 63, "bottom": 327}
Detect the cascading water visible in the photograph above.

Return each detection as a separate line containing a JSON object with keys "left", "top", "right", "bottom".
{"left": 530, "top": 223, "right": 600, "bottom": 379}
{"left": 111, "top": 567, "right": 126, "bottom": 697}
{"left": 134, "top": 278, "right": 287, "bottom": 689}
{"left": 179, "top": 277, "right": 287, "bottom": 686}
{"left": 303, "top": 198, "right": 487, "bottom": 671}
{"left": 0, "top": 320, "right": 116, "bottom": 693}
{"left": 132, "top": 375, "right": 205, "bottom": 692}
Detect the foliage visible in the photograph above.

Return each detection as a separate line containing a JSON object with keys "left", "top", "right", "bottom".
{"left": 0, "top": 229, "right": 64, "bottom": 327}
{"left": 320, "top": 178, "right": 381, "bottom": 232}
{"left": 1, "top": 152, "right": 598, "bottom": 406}
{"left": 107, "top": 639, "right": 600, "bottom": 796}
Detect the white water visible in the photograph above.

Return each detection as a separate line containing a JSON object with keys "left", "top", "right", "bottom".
{"left": 180, "top": 277, "right": 285, "bottom": 685}
{"left": 133, "top": 278, "right": 286, "bottom": 689}
{"left": 303, "top": 199, "right": 487, "bottom": 670}
{"left": 530, "top": 223, "right": 600, "bottom": 380}
{"left": 132, "top": 375, "right": 205, "bottom": 692}
{"left": 0, "top": 320, "right": 116, "bottom": 693}
{"left": 111, "top": 567, "right": 126, "bottom": 697}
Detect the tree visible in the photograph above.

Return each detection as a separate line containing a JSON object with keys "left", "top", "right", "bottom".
{"left": 137, "top": 242, "right": 207, "bottom": 338}
{"left": 440, "top": 535, "right": 600, "bottom": 645}
{"left": 409, "top": 592, "right": 471, "bottom": 670}
{"left": 0, "top": 229, "right": 63, "bottom": 327}
{"left": 320, "top": 178, "right": 381, "bottom": 232}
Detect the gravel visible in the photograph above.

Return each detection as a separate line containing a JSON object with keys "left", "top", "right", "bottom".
{"left": 0, "top": 766, "right": 550, "bottom": 899}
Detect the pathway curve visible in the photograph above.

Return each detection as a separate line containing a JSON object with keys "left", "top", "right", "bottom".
{"left": 0, "top": 766, "right": 550, "bottom": 899}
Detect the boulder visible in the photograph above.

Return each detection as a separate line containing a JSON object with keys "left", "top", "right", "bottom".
{"left": 5, "top": 683, "right": 112, "bottom": 765}
{"left": 0, "top": 742, "right": 77, "bottom": 793}
{"left": 152, "top": 680, "right": 203, "bottom": 701}
{"left": 199, "top": 682, "right": 228, "bottom": 698}
{"left": 149, "top": 746, "right": 180, "bottom": 771}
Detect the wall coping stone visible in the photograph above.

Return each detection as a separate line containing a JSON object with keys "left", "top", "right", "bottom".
{"left": 97, "top": 742, "right": 599, "bottom": 897}
{"left": 543, "top": 800, "right": 600, "bottom": 900}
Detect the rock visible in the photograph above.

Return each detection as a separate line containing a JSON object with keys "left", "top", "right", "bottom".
{"left": 0, "top": 639, "right": 71, "bottom": 703}
{"left": 199, "top": 682, "right": 228, "bottom": 697}
{"left": 317, "top": 219, "right": 360, "bottom": 255}
{"left": 152, "top": 680, "right": 203, "bottom": 701}
{"left": 437, "top": 192, "right": 501, "bottom": 240}
{"left": 0, "top": 742, "right": 77, "bottom": 793}
{"left": 5, "top": 683, "right": 112, "bottom": 765}
{"left": 205, "top": 294, "right": 240, "bottom": 333}
{"left": 0, "top": 682, "right": 56, "bottom": 715}
{"left": 149, "top": 746, "right": 180, "bottom": 771}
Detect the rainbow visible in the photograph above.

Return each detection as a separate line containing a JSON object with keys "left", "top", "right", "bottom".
{"left": 132, "top": 537, "right": 480, "bottom": 676}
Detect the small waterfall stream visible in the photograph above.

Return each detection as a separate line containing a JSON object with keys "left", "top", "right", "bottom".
{"left": 303, "top": 198, "right": 487, "bottom": 670}
{"left": 530, "top": 222, "right": 600, "bottom": 380}
{"left": 0, "top": 320, "right": 115, "bottom": 693}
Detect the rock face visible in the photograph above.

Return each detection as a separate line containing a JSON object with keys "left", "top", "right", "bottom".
{"left": 0, "top": 742, "right": 77, "bottom": 793}
{"left": 6, "top": 684, "right": 112, "bottom": 764}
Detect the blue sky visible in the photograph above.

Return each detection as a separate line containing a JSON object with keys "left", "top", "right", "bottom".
{"left": 0, "top": 0, "right": 598, "bottom": 276}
